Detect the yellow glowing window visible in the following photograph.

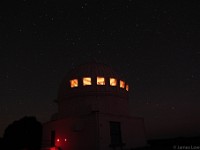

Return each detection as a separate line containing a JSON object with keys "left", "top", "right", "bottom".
{"left": 110, "top": 78, "right": 117, "bottom": 86}
{"left": 83, "top": 77, "right": 92, "bottom": 86}
{"left": 126, "top": 84, "right": 129, "bottom": 91}
{"left": 70, "top": 79, "right": 78, "bottom": 88}
{"left": 120, "top": 80, "right": 125, "bottom": 88}
{"left": 97, "top": 77, "right": 105, "bottom": 85}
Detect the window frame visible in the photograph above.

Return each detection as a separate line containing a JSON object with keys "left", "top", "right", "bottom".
{"left": 120, "top": 80, "right": 125, "bottom": 88}
{"left": 97, "top": 77, "right": 105, "bottom": 85}
{"left": 110, "top": 78, "right": 117, "bottom": 86}
{"left": 70, "top": 79, "right": 78, "bottom": 88}
{"left": 125, "top": 84, "right": 129, "bottom": 91}
{"left": 83, "top": 77, "right": 92, "bottom": 86}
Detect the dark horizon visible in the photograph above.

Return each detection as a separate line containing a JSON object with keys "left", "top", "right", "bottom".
{"left": 1, "top": 0, "right": 200, "bottom": 139}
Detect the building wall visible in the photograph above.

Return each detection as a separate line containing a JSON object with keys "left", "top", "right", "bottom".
{"left": 98, "top": 113, "right": 147, "bottom": 150}
{"left": 42, "top": 112, "right": 146, "bottom": 150}
{"left": 43, "top": 113, "right": 99, "bottom": 150}
{"left": 58, "top": 95, "right": 129, "bottom": 118}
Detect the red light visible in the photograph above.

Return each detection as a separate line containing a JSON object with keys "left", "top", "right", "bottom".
{"left": 56, "top": 138, "right": 60, "bottom": 142}
{"left": 64, "top": 138, "right": 67, "bottom": 142}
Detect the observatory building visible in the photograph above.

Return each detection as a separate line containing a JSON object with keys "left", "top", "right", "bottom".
{"left": 42, "top": 62, "right": 146, "bottom": 150}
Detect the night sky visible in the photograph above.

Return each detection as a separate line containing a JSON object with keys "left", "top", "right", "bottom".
{"left": 1, "top": 1, "right": 200, "bottom": 139}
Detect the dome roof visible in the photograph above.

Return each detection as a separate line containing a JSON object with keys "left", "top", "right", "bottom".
{"left": 58, "top": 62, "right": 129, "bottom": 100}
{"left": 68, "top": 62, "right": 120, "bottom": 79}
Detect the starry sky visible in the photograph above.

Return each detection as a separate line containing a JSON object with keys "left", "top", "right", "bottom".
{"left": 1, "top": 0, "right": 200, "bottom": 139}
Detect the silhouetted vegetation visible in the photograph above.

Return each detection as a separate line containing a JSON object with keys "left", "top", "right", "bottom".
{"left": 0, "top": 137, "right": 3, "bottom": 148}
{"left": 1, "top": 116, "right": 42, "bottom": 150}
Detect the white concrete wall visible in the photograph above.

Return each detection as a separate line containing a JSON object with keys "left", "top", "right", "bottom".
{"left": 43, "top": 112, "right": 147, "bottom": 150}
{"left": 98, "top": 113, "right": 147, "bottom": 150}
{"left": 58, "top": 95, "right": 129, "bottom": 118}
{"left": 43, "top": 113, "right": 99, "bottom": 150}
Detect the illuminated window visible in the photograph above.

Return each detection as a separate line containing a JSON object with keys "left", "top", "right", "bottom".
{"left": 83, "top": 77, "right": 92, "bottom": 86}
{"left": 110, "top": 78, "right": 117, "bottom": 86}
{"left": 126, "top": 84, "right": 129, "bottom": 91}
{"left": 120, "top": 80, "right": 125, "bottom": 88}
{"left": 70, "top": 79, "right": 78, "bottom": 88}
{"left": 97, "top": 77, "right": 105, "bottom": 85}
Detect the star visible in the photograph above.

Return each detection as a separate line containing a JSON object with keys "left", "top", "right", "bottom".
{"left": 18, "top": 28, "right": 23, "bottom": 32}
{"left": 171, "top": 106, "right": 176, "bottom": 110}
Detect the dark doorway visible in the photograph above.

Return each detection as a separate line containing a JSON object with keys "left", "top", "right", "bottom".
{"left": 51, "top": 130, "right": 55, "bottom": 147}
{"left": 110, "top": 122, "right": 122, "bottom": 146}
